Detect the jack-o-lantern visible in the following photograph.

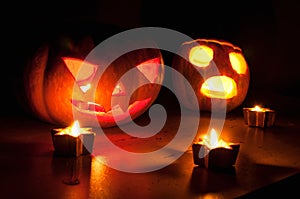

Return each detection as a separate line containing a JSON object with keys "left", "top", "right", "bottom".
{"left": 172, "top": 39, "right": 250, "bottom": 112}
{"left": 22, "top": 34, "right": 164, "bottom": 128}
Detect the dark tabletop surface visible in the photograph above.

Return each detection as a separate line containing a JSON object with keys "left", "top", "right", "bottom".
{"left": 1, "top": 103, "right": 299, "bottom": 199}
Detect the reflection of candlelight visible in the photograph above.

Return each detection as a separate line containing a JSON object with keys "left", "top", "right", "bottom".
{"left": 243, "top": 105, "right": 276, "bottom": 127}
{"left": 63, "top": 157, "right": 81, "bottom": 185}
{"left": 52, "top": 120, "right": 95, "bottom": 157}
{"left": 192, "top": 128, "right": 240, "bottom": 169}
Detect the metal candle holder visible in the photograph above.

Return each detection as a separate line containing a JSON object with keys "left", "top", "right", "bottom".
{"left": 51, "top": 128, "right": 95, "bottom": 157}
{"left": 243, "top": 107, "right": 276, "bottom": 128}
{"left": 192, "top": 141, "right": 240, "bottom": 169}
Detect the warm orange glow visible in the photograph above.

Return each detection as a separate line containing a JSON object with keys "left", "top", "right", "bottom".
{"left": 202, "top": 128, "right": 231, "bottom": 149}
{"left": 250, "top": 105, "right": 269, "bottom": 112}
{"left": 200, "top": 76, "right": 237, "bottom": 99}
{"left": 80, "top": 83, "right": 91, "bottom": 93}
{"left": 253, "top": 105, "right": 262, "bottom": 111}
{"left": 229, "top": 52, "right": 247, "bottom": 74}
{"left": 56, "top": 120, "right": 81, "bottom": 137}
{"left": 89, "top": 156, "right": 107, "bottom": 194}
{"left": 189, "top": 45, "right": 213, "bottom": 67}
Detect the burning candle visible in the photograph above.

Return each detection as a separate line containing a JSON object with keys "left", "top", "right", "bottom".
{"left": 192, "top": 128, "right": 240, "bottom": 169}
{"left": 243, "top": 105, "right": 276, "bottom": 127}
{"left": 52, "top": 120, "right": 95, "bottom": 157}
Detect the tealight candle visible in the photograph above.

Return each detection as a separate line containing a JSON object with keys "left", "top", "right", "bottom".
{"left": 243, "top": 105, "right": 276, "bottom": 127}
{"left": 192, "top": 128, "right": 240, "bottom": 170}
{"left": 51, "top": 120, "right": 95, "bottom": 157}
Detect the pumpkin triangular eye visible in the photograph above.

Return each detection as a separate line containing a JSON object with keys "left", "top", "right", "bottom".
{"left": 62, "top": 57, "right": 98, "bottom": 93}
{"left": 136, "top": 57, "right": 160, "bottom": 83}
{"left": 229, "top": 52, "right": 247, "bottom": 74}
{"left": 189, "top": 45, "right": 213, "bottom": 67}
{"left": 62, "top": 57, "right": 98, "bottom": 81}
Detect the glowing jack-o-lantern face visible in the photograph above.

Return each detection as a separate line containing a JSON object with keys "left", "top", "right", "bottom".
{"left": 23, "top": 35, "right": 164, "bottom": 128}
{"left": 172, "top": 39, "right": 250, "bottom": 112}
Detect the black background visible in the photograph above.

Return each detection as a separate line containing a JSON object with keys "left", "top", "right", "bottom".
{"left": 2, "top": 0, "right": 300, "bottom": 116}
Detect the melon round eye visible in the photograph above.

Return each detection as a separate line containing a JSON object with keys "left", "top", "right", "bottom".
{"left": 229, "top": 52, "right": 247, "bottom": 74}
{"left": 189, "top": 45, "right": 213, "bottom": 67}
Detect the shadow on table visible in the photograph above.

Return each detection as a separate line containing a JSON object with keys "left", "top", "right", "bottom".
{"left": 189, "top": 163, "right": 300, "bottom": 198}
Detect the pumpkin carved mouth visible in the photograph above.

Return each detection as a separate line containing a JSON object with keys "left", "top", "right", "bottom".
{"left": 71, "top": 98, "right": 151, "bottom": 117}
{"left": 200, "top": 76, "right": 237, "bottom": 99}
{"left": 67, "top": 56, "right": 159, "bottom": 119}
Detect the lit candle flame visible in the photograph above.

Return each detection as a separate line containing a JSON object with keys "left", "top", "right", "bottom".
{"left": 202, "top": 128, "right": 231, "bottom": 149}
{"left": 252, "top": 105, "right": 263, "bottom": 112}
{"left": 70, "top": 120, "right": 80, "bottom": 137}
{"left": 250, "top": 105, "right": 270, "bottom": 112}
{"left": 56, "top": 120, "right": 81, "bottom": 137}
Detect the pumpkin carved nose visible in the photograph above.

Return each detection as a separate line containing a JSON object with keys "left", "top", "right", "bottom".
{"left": 200, "top": 76, "right": 237, "bottom": 99}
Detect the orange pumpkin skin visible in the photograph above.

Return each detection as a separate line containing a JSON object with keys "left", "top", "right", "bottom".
{"left": 172, "top": 39, "right": 250, "bottom": 112}
{"left": 23, "top": 35, "right": 164, "bottom": 128}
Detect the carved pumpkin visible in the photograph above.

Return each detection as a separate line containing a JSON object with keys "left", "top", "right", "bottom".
{"left": 172, "top": 39, "right": 250, "bottom": 112}
{"left": 23, "top": 34, "right": 164, "bottom": 128}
